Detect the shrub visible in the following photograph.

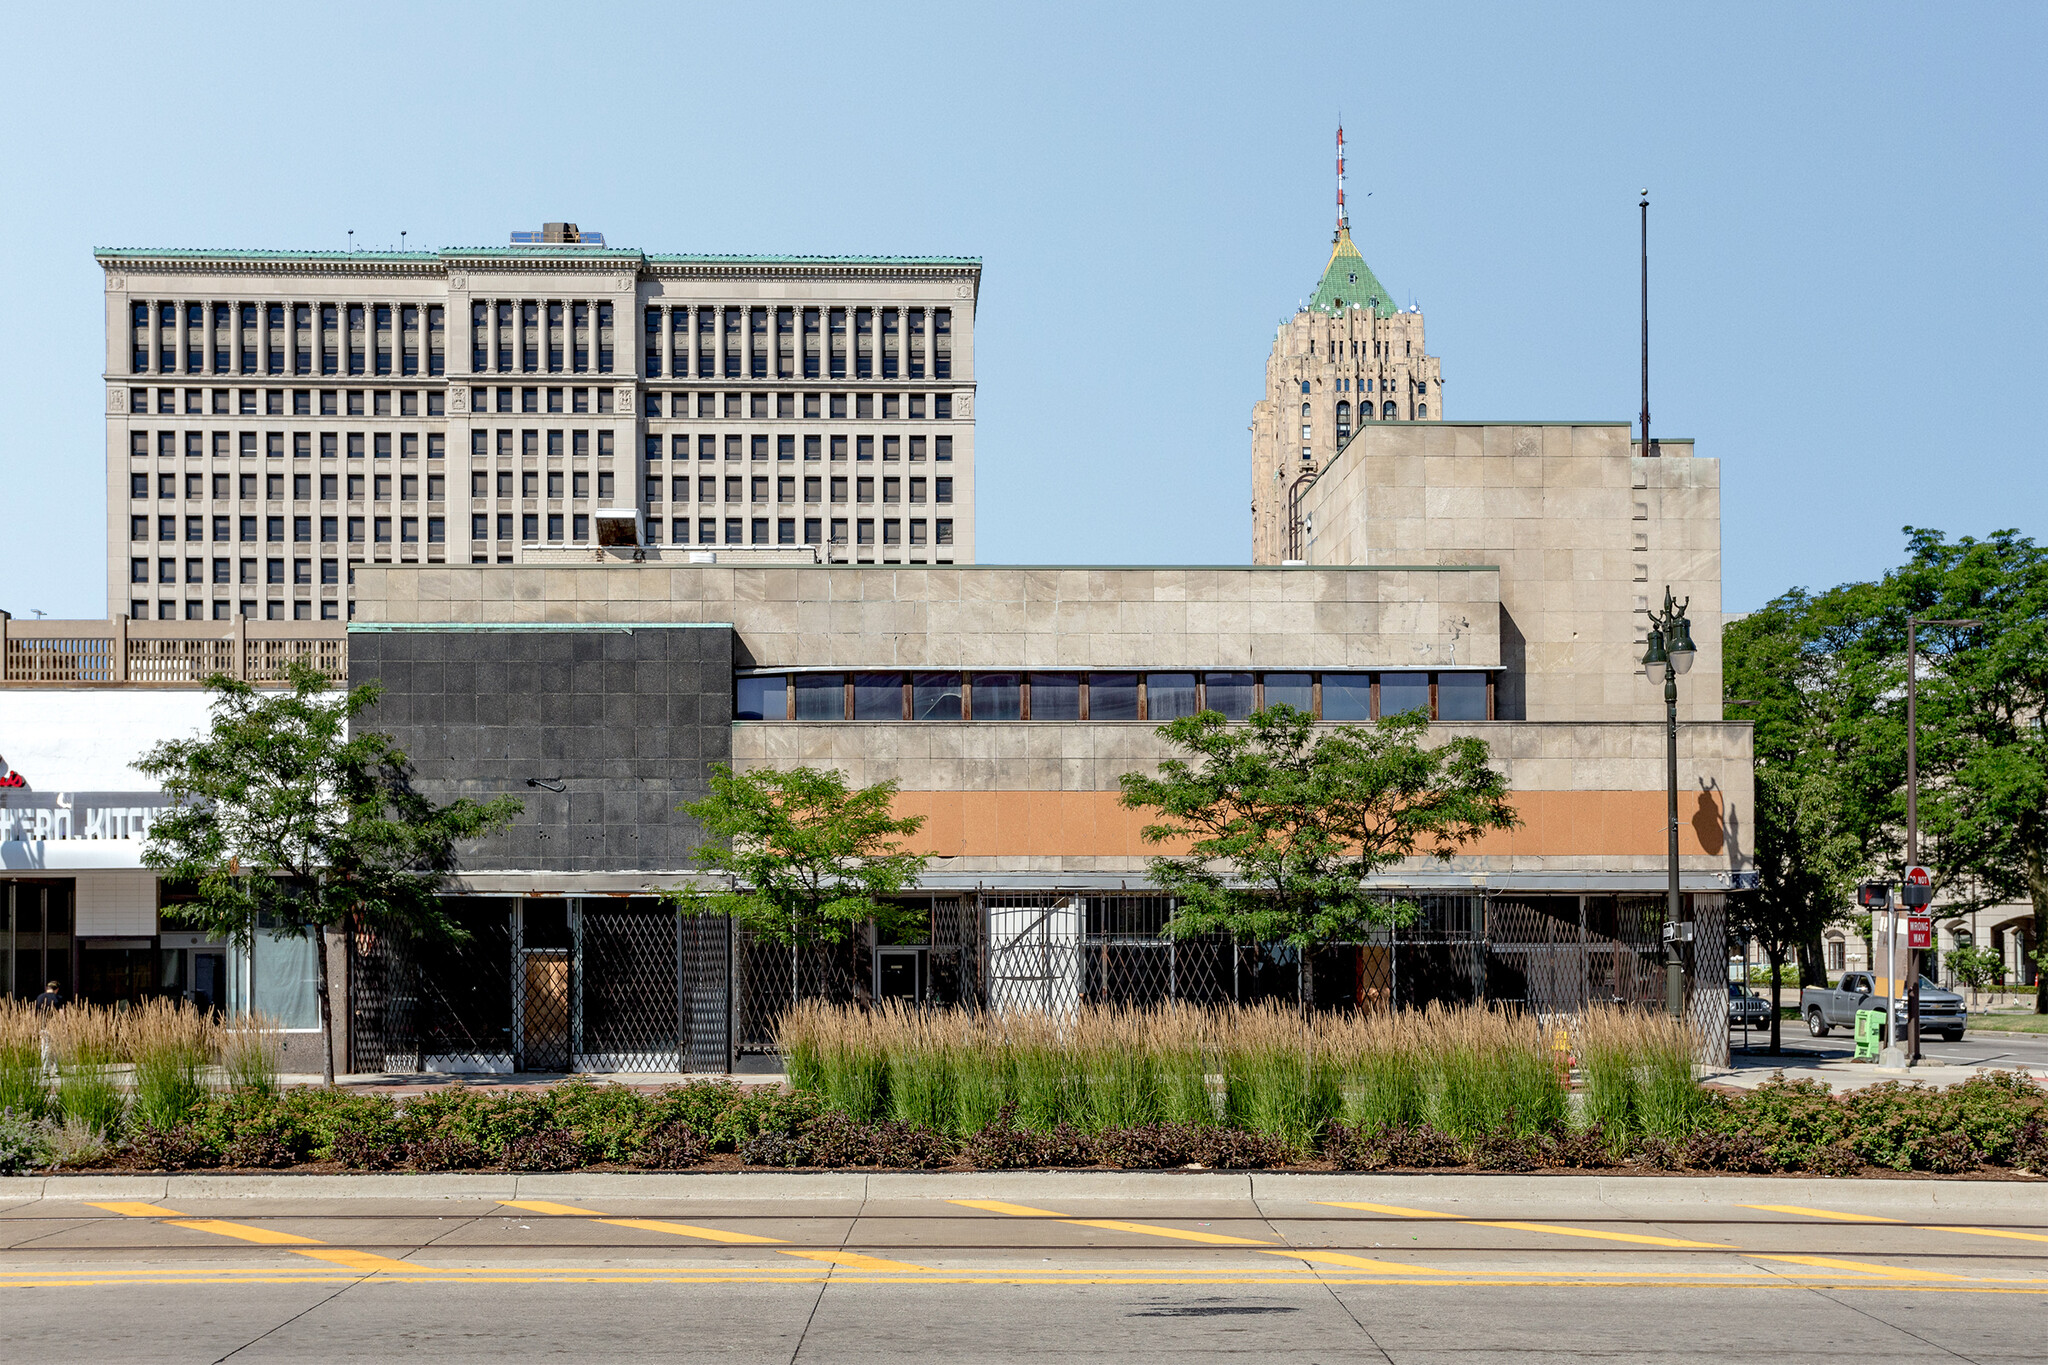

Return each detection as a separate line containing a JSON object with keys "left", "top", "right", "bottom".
{"left": 0, "top": 1108, "right": 49, "bottom": 1174}
{"left": 329, "top": 1123, "right": 402, "bottom": 1171}
{"left": 0, "top": 1003, "right": 50, "bottom": 1121}
{"left": 503, "top": 1127, "right": 584, "bottom": 1172}
{"left": 1541, "top": 1124, "right": 1617, "bottom": 1169}
{"left": 1679, "top": 1130, "right": 1779, "bottom": 1174}
{"left": 632, "top": 1122, "right": 707, "bottom": 1170}
{"left": 44, "top": 1115, "right": 116, "bottom": 1168}
{"left": 1911, "top": 1129, "right": 1982, "bottom": 1175}
{"left": 1470, "top": 1128, "right": 1541, "bottom": 1172}
{"left": 404, "top": 1134, "right": 489, "bottom": 1172}
{"left": 1324, "top": 1121, "right": 1462, "bottom": 1171}
{"left": 129, "top": 1124, "right": 218, "bottom": 1171}
{"left": 221, "top": 1123, "right": 298, "bottom": 1170}
{"left": 543, "top": 1080, "right": 654, "bottom": 1165}
{"left": 1805, "top": 1142, "right": 1863, "bottom": 1177}
{"left": 2009, "top": 1119, "right": 2048, "bottom": 1174}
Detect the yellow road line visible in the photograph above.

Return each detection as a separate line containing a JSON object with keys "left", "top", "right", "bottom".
{"left": 774, "top": 1250, "right": 935, "bottom": 1271}
{"left": 1257, "top": 1249, "right": 1444, "bottom": 1273}
{"left": 1745, "top": 1203, "right": 2048, "bottom": 1246}
{"left": 498, "top": 1199, "right": 925, "bottom": 1267}
{"left": 85, "top": 1202, "right": 181, "bottom": 1218}
{"left": 948, "top": 1199, "right": 1273, "bottom": 1246}
{"left": 166, "top": 1219, "right": 322, "bottom": 1246}
{"left": 85, "top": 1201, "right": 412, "bottom": 1273}
{"left": 1753, "top": 1255, "right": 1967, "bottom": 1281}
{"left": 1318, "top": 1202, "right": 1728, "bottom": 1249}
{"left": 1742, "top": 1204, "right": 1899, "bottom": 1224}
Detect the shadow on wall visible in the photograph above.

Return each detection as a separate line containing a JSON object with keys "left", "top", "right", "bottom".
{"left": 1497, "top": 608, "right": 1526, "bottom": 721}
{"left": 1693, "top": 780, "right": 1728, "bottom": 858}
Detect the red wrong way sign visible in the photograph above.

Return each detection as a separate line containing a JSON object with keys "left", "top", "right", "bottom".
{"left": 1902, "top": 863, "right": 1934, "bottom": 908}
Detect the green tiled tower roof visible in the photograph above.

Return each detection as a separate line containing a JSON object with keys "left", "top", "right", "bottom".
{"left": 1309, "top": 224, "right": 1395, "bottom": 318}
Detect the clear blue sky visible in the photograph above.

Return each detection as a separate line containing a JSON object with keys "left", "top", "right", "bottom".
{"left": 2, "top": 1, "right": 2040, "bottom": 618}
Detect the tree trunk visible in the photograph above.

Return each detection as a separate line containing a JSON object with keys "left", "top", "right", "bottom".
{"left": 315, "top": 922, "right": 336, "bottom": 1087}
{"left": 1767, "top": 954, "right": 1783, "bottom": 1055}
{"left": 1796, "top": 935, "right": 1825, "bottom": 992}
{"left": 1299, "top": 945, "right": 1315, "bottom": 1020}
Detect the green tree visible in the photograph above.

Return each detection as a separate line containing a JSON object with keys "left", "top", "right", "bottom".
{"left": 1117, "top": 706, "right": 1519, "bottom": 1010}
{"left": 137, "top": 663, "right": 522, "bottom": 1085}
{"left": 669, "top": 766, "right": 931, "bottom": 995}
{"left": 1945, "top": 944, "right": 2004, "bottom": 990}
{"left": 1872, "top": 529, "right": 2048, "bottom": 1012}
{"left": 1737, "top": 764, "right": 1861, "bottom": 1051}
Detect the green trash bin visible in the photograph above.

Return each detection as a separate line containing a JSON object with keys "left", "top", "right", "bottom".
{"left": 1853, "top": 1009, "right": 1886, "bottom": 1061}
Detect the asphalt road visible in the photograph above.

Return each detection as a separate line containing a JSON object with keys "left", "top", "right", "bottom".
{"left": 1730, "top": 1020, "right": 2048, "bottom": 1072}
{"left": 4, "top": 1177, "right": 2046, "bottom": 1362}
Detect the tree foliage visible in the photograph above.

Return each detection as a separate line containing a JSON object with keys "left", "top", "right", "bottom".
{"left": 1727, "top": 528, "right": 2048, "bottom": 1012}
{"left": 136, "top": 662, "right": 522, "bottom": 1083}
{"left": 1117, "top": 706, "right": 1519, "bottom": 1002}
{"left": 670, "top": 765, "right": 931, "bottom": 949}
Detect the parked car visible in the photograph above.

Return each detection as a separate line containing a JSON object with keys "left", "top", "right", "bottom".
{"left": 1800, "top": 971, "right": 1968, "bottom": 1042}
{"left": 1727, "top": 982, "right": 1775, "bottom": 1028}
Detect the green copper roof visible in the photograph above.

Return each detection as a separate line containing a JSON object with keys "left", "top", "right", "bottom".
{"left": 1309, "top": 225, "right": 1395, "bottom": 318}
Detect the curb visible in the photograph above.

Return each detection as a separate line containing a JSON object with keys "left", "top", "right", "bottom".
{"left": 1, "top": 1170, "right": 2042, "bottom": 1208}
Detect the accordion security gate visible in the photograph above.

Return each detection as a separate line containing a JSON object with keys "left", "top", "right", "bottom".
{"left": 350, "top": 891, "right": 1730, "bottom": 1074}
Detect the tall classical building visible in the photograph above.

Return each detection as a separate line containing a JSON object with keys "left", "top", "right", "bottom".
{"left": 1251, "top": 134, "right": 1442, "bottom": 563}
{"left": 96, "top": 224, "right": 980, "bottom": 621}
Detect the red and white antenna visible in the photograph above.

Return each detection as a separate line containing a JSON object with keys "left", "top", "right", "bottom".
{"left": 1336, "top": 121, "right": 1348, "bottom": 230}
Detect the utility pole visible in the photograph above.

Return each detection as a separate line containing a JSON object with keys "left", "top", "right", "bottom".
{"left": 1640, "top": 191, "right": 1656, "bottom": 459}
{"left": 1904, "top": 615, "right": 1981, "bottom": 1063}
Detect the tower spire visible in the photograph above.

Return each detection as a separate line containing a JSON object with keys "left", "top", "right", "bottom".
{"left": 1335, "top": 121, "right": 1348, "bottom": 232}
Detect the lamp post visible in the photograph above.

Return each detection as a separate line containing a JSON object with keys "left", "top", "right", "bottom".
{"left": 1642, "top": 588, "right": 1698, "bottom": 1018}
{"left": 1903, "top": 615, "right": 1981, "bottom": 1063}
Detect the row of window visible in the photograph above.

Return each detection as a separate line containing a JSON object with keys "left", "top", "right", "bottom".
{"left": 131, "top": 302, "right": 452, "bottom": 377}
{"left": 468, "top": 300, "right": 615, "bottom": 375}
{"left": 133, "top": 598, "right": 342, "bottom": 621}
{"left": 128, "top": 387, "right": 444, "bottom": 417}
{"left": 469, "top": 470, "right": 614, "bottom": 501}
{"left": 639, "top": 433, "right": 954, "bottom": 463}
{"left": 643, "top": 475, "right": 951, "bottom": 506}
{"left": 131, "top": 472, "right": 447, "bottom": 502}
{"left": 736, "top": 670, "right": 1493, "bottom": 723}
{"left": 132, "top": 556, "right": 351, "bottom": 587}
{"left": 640, "top": 306, "right": 952, "bottom": 380}
{"left": 465, "top": 429, "right": 618, "bottom": 461}
{"left": 641, "top": 391, "right": 956, "bottom": 421}
{"left": 130, "top": 515, "right": 445, "bottom": 544}
{"left": 648, "top": 517, "right": 953, "bottom": 549}
{"left": 130, "top": 431, "right": 447, "bottom": 461}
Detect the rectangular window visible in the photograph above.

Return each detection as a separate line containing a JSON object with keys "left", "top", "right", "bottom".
{"left": 1089, "top": 673, "right": 1138, "bottom": 720}
{"left": 735, "top": 675, "right": 787, "bottom": 721}
{"left": 912, "top": 672, "right": 961, "bottom": 721}
{"left": 1436, "top": 672, "right": 1489, "bottom": 722}
{"left": 374, "top": 517, "right": 393, "bottom": 543}
{"left": 1380, "top": 672, "right": 1431, "bottom": 719}
{"left": 1147, "top": 673, "right": 1199, "bottom": 721}
{"left": 1322, "top": 673, "right": 1372, "bottom": 721}
{"left": 935, "top": 518, "right": 952, "bottom": 546}
{"left": 1029, "top": 673, "right": 1081, "bottom": 720}
{"left": 1205, "top": 672, "right": 1255, "bottom": 720}
{"left": 472, "top": 514, "right": 489, "bottom": 540}
{"left": 792, "top": 673, "right": 845, "bottom": 721}
{"left": 1265, "top": 672, "right": 1312, "bottom": 713}
{"left": 971, "top": 673, "right": 1020, "bottom": 721}
{"left": 852, "top": 673, "right": 903, "bottom": 721}
{"left": 935, "top": 476, "right": 953, "bottom": 503}
{"left": 935, "top": 434, "right": 953, "bottom": 460}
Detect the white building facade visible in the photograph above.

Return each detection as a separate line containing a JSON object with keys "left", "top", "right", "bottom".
{"left": 97, "top": 228, "right": 982, "bottom": 622}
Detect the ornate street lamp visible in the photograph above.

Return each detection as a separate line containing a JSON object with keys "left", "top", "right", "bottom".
{"left": 1642, "top": 588, "right": 1696, "bottom": 1018}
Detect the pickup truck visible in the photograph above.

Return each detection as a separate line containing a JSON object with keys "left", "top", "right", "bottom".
{"left": 1801, "top": 972, "right": 1968, "bottom": 1042}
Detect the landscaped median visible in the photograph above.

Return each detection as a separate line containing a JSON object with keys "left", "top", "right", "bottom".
{"left": 3, "top": 1000, "right": 2045, "bottom": 1180}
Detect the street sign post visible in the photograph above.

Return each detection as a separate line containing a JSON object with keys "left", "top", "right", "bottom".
{"left": 1901, "top": 864, "right": 1934, "bottom": 1064}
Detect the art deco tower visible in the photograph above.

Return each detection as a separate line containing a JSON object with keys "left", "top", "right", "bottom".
{"left": 1251, "top": 127, "right": 1442, "bottom": 562}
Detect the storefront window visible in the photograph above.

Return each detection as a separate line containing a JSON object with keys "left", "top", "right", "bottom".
{"left": 250, "top": 929, "right": 319, "bottom": 1029}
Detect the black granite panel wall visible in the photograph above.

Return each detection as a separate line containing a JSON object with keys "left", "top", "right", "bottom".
{"left": 348, "top": 626, "right": 732, "bottom": 872}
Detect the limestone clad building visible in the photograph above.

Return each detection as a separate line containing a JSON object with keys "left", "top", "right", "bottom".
{"left": 95, "top": 225, "right": 981, "bottom": 623}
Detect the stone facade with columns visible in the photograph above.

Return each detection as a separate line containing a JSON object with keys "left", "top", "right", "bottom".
{"left": 96, "top": 235, "right": 980, "bottom": 622}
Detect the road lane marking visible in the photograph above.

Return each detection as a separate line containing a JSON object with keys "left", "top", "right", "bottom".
{"left": 947, "top": 1199, "right": 1273, "bottom": 1246}
{"left": 775, "top": 1250, "right": 935, "bottom": 1271}
{"left": 86, "top": 1202, "right": 412, "bottom": 1272}
{"left": 1753, "top": 1255, "right": 1967, "bottom": 1281}
{"left": 1742, "top": 1204, "right": 1898, "bottom": 1224}
{"left": 497, "top": 1199, "right": 927, "bottom": 1267}
{"left": 166, "top": 1220, "right": 323, "bottom": 1246}
{"left": 86, "top": 1202, "right": 182, "bottom": 1218}
{"left": 500, "top": 1200, "right": 787, "bottom": 1245}
{"left": 1744, "top": 1203, "right": 2048, "bottom": 1245}
{"left": 1257, "top": 1249, "right": 1444, "bottom": 1273}
{"left": 1318, "top": 1202, "right": 1728, "bottom": 1249}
